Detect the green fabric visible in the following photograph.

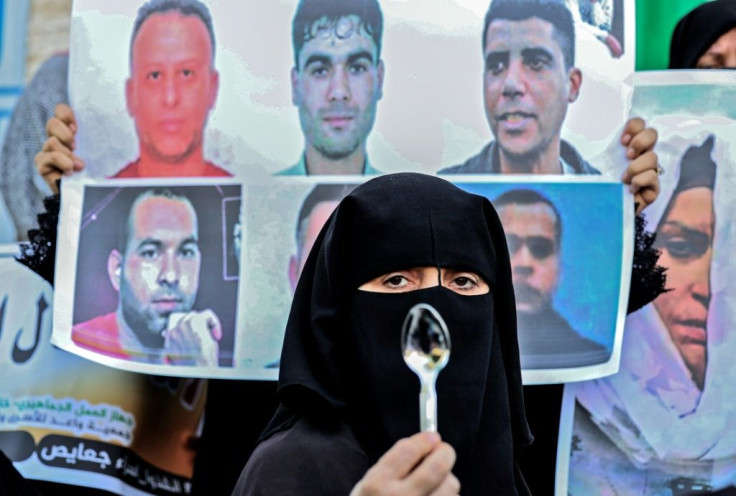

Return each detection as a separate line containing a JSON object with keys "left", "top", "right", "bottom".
{"left": 636, "top": 0, "right": 709, "bottom": 70}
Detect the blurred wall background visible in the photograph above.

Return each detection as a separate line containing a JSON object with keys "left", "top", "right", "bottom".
{"left": 27, "top": 0, "right": 71, "bottom": 80}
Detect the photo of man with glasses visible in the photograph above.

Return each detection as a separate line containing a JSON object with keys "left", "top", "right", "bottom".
{"left": 494, "top": 188, "right": 610, "bottom": 369}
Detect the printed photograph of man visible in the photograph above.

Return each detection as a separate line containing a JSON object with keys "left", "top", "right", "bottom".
{"left": 494, "top": 188, "right": 609, "bottom": 369}
{"left": 440, "top": 0, "right": 593, "bottom": 174}
{"left": 224, "top": 196, "right": 242, "bottom": 280}
{"left": 568, "top": 136, "right": 720, "bottom": 495}
{"left": 36, "top": 0, "right": 231, "bottom": 185}
{"left": 251, "top": 183, "right": 358, "bottom": 369}
{"left": 440, "top": 0, "right": 658, "bottom": 209}
{"left": 235, "top": 181, "right": 359, "bottom": 373}
{"left": 288, "top": 183, "right": 357, "bottom": 291}
{"left": 71, "top": 184, "right": 241, "bottom": 368}
{"left": 278, "top": 0, "right": 384, "bottom": 175}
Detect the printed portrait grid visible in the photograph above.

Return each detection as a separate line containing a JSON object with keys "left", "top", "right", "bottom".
{"left": 60, "top": 0, "right": 637, "bottom": 382}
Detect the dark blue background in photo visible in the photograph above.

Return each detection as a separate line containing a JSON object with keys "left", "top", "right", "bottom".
{"left": 456, "top": 181, "right": 624, "bottom": 350}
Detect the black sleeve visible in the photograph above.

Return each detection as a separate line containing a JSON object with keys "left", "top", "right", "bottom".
{"left": 231, "top": 419, "right": 370, "bottom": 496}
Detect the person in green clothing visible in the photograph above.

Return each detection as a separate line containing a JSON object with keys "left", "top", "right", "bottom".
{"left": 669, "top": 0, "right": 736, "bottom": 69}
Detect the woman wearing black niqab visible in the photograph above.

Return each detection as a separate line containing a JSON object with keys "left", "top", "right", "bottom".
{"left": 669, "top": 0, "right": 736, "bottom": 69}
{"left": 233, "top": 173, "right": 532, "bottom": 495}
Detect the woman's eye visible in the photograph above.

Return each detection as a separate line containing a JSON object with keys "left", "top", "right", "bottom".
{"left": 442, "top": 270, "right": 489, "bottom": 295}
{"left": 385, "top": 275, "right": 409, "bottom": 288}
{"left": 452, "top": 276, "right": 477, "bottom": 290}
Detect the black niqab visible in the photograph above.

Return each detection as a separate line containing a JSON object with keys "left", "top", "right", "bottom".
{"left": 669, "top": 0, "right": 736, "bottom": 69}
{"left": 264, "top": 173, "right": 531, "bottom": 495}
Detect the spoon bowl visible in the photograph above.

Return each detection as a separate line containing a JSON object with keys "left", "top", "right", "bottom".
{"left": 401, "top": 303, "right": 451, "bottom": 432}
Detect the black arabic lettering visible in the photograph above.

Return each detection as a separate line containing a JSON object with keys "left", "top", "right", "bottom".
{"left": 12, "top": 295, "right": 48, "bottom": 364}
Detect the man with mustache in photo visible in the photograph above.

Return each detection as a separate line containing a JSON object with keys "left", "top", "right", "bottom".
{"left": 35, "top": 0, "right": 230, "bottom": 188}
{"left": 72, "top": 188, "right": 222, "bottom": 366}
{"left": 441, "top": 0, "right": 658, "bottom": 213}
{"left": 494, "top": 188, "right": 609, "bottom": 369}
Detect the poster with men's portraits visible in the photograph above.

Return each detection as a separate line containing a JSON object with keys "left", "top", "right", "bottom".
{"left": 56, "top": 0, "right": 639, "bottom": 380}
{"left": 216, "top": 0, "right": 634, "bottom": 175}
{"left": 558, "top": 71, "right": 736, "bottom": 495}
{"left": 65, "top": 0, "right": 634, "bottom": 180}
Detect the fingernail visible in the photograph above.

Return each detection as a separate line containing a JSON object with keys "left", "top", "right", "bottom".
{"left": 627, "top": 147, "right": 635, "bottom": 159}
{"left": 424, "top": 432, "right": 440, "bottom": 444}
{"left": 73, "top": 158, "right": 84, "bottom": 170}
{"left": 621, "top": 172, "right": 630, "bottom": 183}
{"left": 621, "top": 133, "right": 631, "bottom": 145}
{"left": 630, "top": 184, "right": 639, "bottom": 193}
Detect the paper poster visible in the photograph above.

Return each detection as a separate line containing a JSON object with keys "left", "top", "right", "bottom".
{"left": 558, "top": 71, "right": 736, "bottom": 495}
{"left": 54, "top": 180, "right": 242, "bottom": 377}
{"left": 66, "top": 0, "right": 634, "bottom": 178}
{"left": 57, "top": 0, "right": 637, "bottom": 378}
{"left": 237, "top": 178, "right": 360, "bottom": 374}
{"left": 459, "top": 177, "right": 632, "bottom": 384}
{"left": 0, "top": 250, "right": 205, "bottom": 495}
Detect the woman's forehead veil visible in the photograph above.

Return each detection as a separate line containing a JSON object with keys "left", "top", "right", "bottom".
{"left": 323, "top": 173, "right": 500, "bottom": 289}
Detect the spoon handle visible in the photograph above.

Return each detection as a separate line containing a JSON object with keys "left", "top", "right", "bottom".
{"left": 419, "top": 379, "right": 438, "bottom": 432}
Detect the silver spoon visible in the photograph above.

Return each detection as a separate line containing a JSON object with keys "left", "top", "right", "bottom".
{"left": 401, "top": 303, "right": 451, "bottom": 432}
